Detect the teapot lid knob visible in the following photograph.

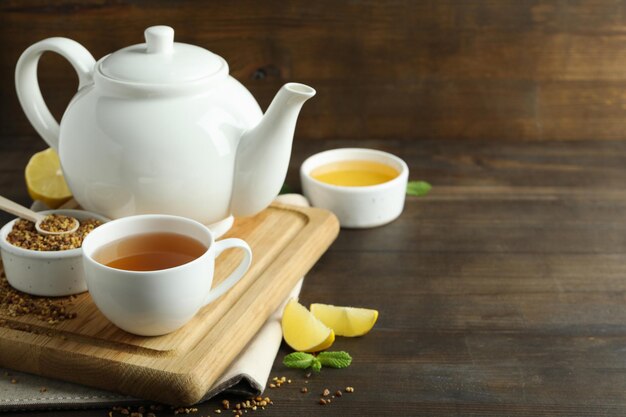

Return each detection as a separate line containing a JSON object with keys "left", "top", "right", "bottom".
{"left": 145, "top": 26, "right": 174, "bottom": 54}
{"left": 98, "top": 25, "right": 228, "bottom": 86}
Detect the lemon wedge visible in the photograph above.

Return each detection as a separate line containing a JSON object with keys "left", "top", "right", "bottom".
{"left": 309, "top": 331, "right": 335, "bottom": 352}
{"left": 25, "top": 148, "right": 72, "bottom": 209}
{"left": 310, "top": 303, "right": 379, "bottom": 337}
{"left": 282, "top": 299, "right": 335, "bottom": 352}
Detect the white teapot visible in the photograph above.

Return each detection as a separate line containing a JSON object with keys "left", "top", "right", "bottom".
{"left": 15, "top": 26, "right": 315, "bottom": 231}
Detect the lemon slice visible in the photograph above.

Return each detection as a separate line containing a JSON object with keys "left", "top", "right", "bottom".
{"left": 282, "top": 299, "right": 335, "bottom": 352}
{"left": 310, "top": 303, "right": 379, "bottom": 337}
{"left": 25, "top": 148, "right": 72, "bottom": 209}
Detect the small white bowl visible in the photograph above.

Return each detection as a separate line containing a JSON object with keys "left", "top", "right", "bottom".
{"left": 0, "top": 209, "right": 109, "bottom": 296}
{"left": 300, "top": 148, "right": 409, "bottom": 228}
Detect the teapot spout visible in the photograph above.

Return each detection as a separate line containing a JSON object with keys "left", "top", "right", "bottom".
{"left": 231, "top": 83, "right": 315, "bottom": 217}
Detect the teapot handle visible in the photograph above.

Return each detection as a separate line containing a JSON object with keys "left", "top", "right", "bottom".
{"left": 15, "top": 37, "right": 95, "bottom": 151}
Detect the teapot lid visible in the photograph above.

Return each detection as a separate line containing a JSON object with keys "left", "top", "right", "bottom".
{"left": 98, "top": 26, "right": 227, "bottom": 85}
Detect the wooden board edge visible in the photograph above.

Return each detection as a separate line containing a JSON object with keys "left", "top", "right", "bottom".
{"left": 0, "top": 204, "right": 339, "bottom": 405}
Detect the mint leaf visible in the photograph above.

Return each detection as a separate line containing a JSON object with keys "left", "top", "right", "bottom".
{"left": 283, "top": 352, "right": 315, "bottom": 369}
{"left": 284, "top": 351, "right": 352, "bottom": 372}
{"left": 407, "top": 180, "right": 431, "bottom": 196}
{"left": 317, "top": 351, "right": 352, "bottom": 369}
{"left": 310, "top": 357, "right": 322, "bottom": 372}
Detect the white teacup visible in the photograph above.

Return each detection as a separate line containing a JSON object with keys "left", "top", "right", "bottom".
{"left": 301, "top": 148, "right": 409, "bottom": 228}
{"left": 81, "top": 214, "right": 252, "bottom": 336}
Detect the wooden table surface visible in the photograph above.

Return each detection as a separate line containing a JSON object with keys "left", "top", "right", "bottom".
{"left": 2, "top": 135, "right": 626, "bottom": 416}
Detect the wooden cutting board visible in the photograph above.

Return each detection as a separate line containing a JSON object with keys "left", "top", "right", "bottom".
{"left": 0, "top": 202, "right": 339, "bottom": 405}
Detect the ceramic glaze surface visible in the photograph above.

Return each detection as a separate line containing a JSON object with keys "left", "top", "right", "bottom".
{"left": 82, "top": 214, "right": 252, "bottom": 336}
{"left": 15, "top": 26, "right": 315, "bottom": 226}
{"left": 301, "top": 149, "right": 409, "bottom": 228}
{"left": 59, "top": 76, "right": 262, "bottom": 223}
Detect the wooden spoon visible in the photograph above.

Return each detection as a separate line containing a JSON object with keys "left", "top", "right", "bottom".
{"left": 0, "top": 195, "right": 79, "bottom": 235}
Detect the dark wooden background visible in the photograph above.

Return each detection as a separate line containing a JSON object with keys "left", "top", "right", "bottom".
{"left": 5, "top": 1, "right": 626, "bottom": 416}
{"left": 4, "top": 0, "right": 626, "bottom": 142}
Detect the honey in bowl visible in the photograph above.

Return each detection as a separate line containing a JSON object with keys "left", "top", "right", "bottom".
{"left": 94, "top": 232, "right": 207, "bottom": 272}
{"left": 310, "top": 160, "right": 399, "bottom": 187}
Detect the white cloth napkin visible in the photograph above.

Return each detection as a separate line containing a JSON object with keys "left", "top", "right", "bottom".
{"left": 0, "top": 194, "right": 309, "bottom": 411}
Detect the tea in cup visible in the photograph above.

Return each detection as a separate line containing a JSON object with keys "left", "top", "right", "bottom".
{"left": 301, "top": 148, "right": 409, "bottom": 228}
{"left": 81, "top": 214, "right": 252, "bottom": 336}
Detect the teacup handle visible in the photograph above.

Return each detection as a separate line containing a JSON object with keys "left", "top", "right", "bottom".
{"left": 204, "top": 238, "right": 252, "bottom": 306}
